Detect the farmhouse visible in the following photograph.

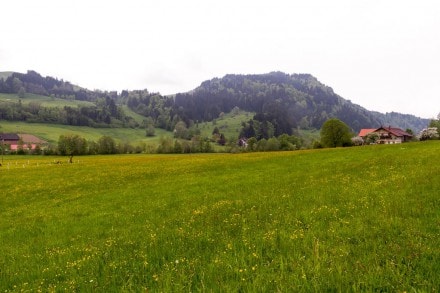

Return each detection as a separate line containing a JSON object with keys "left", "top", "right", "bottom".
{"left": 1, "top": 133, "right": 20, "bottom": 144}
{"left": 358, "top": 126, "right": 413, "bottom": 144}
{"left": 0, "top": 133, "right": 47, "bottom": 151}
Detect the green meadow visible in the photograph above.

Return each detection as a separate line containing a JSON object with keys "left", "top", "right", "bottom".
{"left": 1, "top": 142, "right": 439, "bottom": 291}
{"left": 0, "top": 101, "right": 253, "bottom": 148}
{"left": 197, "top": 111, "right": 255, "bottom": 140}
{"left": 0, "top": 93, "right": 95, "bottom": 108}
{"left": 0, "top": 93, "right": 170, "bottom": 146}
{"left": 0, "top": 121, "right": 171, "bottom": 146}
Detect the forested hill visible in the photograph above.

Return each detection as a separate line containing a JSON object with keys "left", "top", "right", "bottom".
{"left": 0, "top": 70, "right": 429, "bottom": 134}
{"left": 0, "top": 70, "right": 114, "bottom": 101}
{"left": 0, "top": 71, "right": 135, "bottom": 127}
{"left": 174, "top": 72, "right": 428, "bottom": 133}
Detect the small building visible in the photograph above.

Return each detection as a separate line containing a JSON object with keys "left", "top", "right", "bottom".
{"left": 0, "top": 133, "right": 47, "bottom": 151}
{"left": 0, "top": 133, "right": 20, "bottom": 144}
{"left": 358, "top": 126, "right": 413, "bottom": 144}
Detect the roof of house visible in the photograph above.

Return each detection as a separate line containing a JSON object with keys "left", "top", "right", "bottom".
{"left": 18, "top": 134, "right": 47, "bottom": 144}
{"left": 0, "top": 133, "right": 20, "bottom": 141}
{"left": 358, "top": 129, "right": 377, "bottom": 137}
{"left": 376, "top": 126, "right": 413, "bottom": 137}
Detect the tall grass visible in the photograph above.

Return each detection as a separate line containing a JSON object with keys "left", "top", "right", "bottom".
{"left": 0, "top": 142, "right": 439, "bottom": 291}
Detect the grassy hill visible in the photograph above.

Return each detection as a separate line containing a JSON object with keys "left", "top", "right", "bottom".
{"left": 121, "top": 105, "right": 147, "bottom": 125}
{"left": 197, "top": 110, "right": 254, "bottom": 140}
{"left": 0, "top": 93, "right": 174, "bottom": 146}
{"left": 0, "top": 93, "right": 95, "bottom": 108}
{"left": 0, "top": 109, "right": 254, "bottom": 148}
{"left": 1, "top": 141, "right": 439, "bottom": 291}
{"left": 0, "top": 121, "right": 172, "bottom": 146}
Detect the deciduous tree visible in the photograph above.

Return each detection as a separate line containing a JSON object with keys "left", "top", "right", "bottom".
{"left": 58, "top": 134, "right": 88, "bottom": 162}
{"left": 97, "top": 136, "right": 117, "bottom": 154}
{"left": 320, "top": 118, "right": 352, "bottom": 148}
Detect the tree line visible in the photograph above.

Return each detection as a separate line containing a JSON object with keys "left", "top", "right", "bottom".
{"left": 9, "top": 132, "right": 305, "bottom": 157}
{"left": 5, "top": 135, "right": 143, "bottom": 156}
{"left": 0, "top": 70, "right": 116, "bottom": 101}
{"left": 7, "top": 116, "right": 435, "bottom": 159}
{"left": 0, "top": 96, "right": 138, "bottom": 127}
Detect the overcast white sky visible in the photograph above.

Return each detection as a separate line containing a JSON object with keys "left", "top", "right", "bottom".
{"left": 1, "top": 0, "right": 439, "bottom": 118}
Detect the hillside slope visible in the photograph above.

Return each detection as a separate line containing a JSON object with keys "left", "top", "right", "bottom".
{"left": 174, "top": 72, "right": 428, "bottom": 133}
{"left": 1, "top": 70, "right": 429, "bottom": 135}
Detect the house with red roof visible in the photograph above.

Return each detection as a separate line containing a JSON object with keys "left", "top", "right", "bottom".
{"left": 358, "top": 126, "right": 413, "bottom": 144}
{"left": 0, "top": 133, "right": 47, "bottom": 152}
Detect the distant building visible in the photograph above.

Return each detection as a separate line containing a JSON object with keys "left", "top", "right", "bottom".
{"left": 1, "top": 133, "right": 20, "bottom": 144}
{"left": 358, "top": 126, "right": 413, "bottom": 144}
{"left": 0, "top": 133, "right": 47, "bottom": 151}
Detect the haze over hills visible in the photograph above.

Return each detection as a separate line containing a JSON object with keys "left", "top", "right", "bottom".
{"left": 0, "top": 70, "right": 429, "bottom": 135}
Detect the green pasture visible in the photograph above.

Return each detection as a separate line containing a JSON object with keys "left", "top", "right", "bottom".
{"left": 120, "top": 105, "right": 147, "bottom": 125}
{"left": 197, "top": 111, "right": 254, "bottom": 140}
{"left": 0, "top": 121, "right": 172, "bottom": 145}
{"left": 0, "top": 93, "right": 95, "bottom": 108}
{"left": 0, "top": 93, "right": 174, "bottom": 146}
{"left": 0, "top": 110, "right": 250, "bottom": 150}
{"left": 1, "top": 142, "right": 439, "bottom": 291}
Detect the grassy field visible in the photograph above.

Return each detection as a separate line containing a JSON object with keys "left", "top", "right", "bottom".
{"left": 0, "top": 142, "right": 439, "bottom": 291}
{"left": 0, "top": 93, "right": 95, "bottom": 108}
{"left": 0, "top": 121, "right": 172, "bottom": 146}
{"left": 0, "top": 109, "right": 250, "bottom": 149}
{"left": 0, "top": 92, "right": 171, "bottom": 145}
{"left": 0, "top": 96, "right": 248, "bottom": 148}
{"left": 0, "top": 92, "right": 174, "bottom": 146}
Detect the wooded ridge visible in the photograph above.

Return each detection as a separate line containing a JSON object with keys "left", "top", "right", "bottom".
{"left": 0, "top": 70, "right": 429, "bottom": 134}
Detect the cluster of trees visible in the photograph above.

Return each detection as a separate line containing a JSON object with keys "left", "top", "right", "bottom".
{"left": 0, "top": 99, "right": 137, "bottom": 127}
{"left": 173, "top": 121, "right": 201, "bottom": 140}
{"left": 239, "top": 134, "right": 303, "bottom": 152}
{"left": 0, "top": 70, "right": 114, "bottom": 101}
{"left": 239, "top": 117, "right": 291, "bottom": 140}
{"left": 0, "top": 90, "right": 139, "bottom": 129}
{"left": 156, "top": 136, "right": 214, "bottom": 154}
{"left": 124, "top": 90, "right": 177, "bottom": 131}
{"left": 56, "top": 134, "right": 147, "bottom": 159}
{"left": 55, "top": 134, "right": 222, "bottom": 156}
{"left": 56, "top": 133, "right": 226, "bottom": 157}
{"left": 156, "top": 133, "right": 304, "bottom": 154}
